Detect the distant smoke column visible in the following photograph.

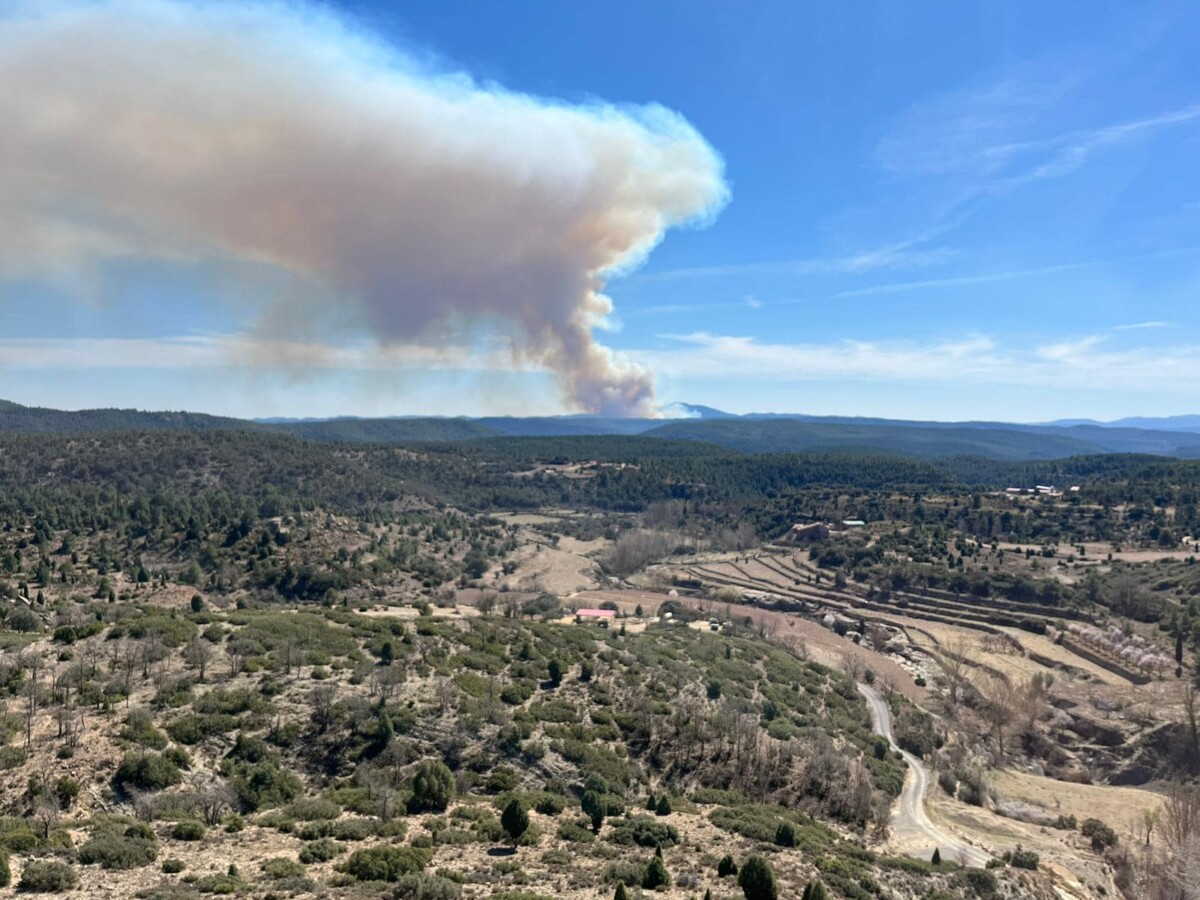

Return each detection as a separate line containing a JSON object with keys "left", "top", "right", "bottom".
{"left": 0, "top": 1, "right": 729, "bottom": 413}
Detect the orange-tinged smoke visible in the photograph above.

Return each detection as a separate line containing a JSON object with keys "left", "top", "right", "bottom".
{"left": 0, "top": 1, "right": 728, "bottom": 415}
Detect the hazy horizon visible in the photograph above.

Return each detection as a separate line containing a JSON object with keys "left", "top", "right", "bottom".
{"left": 3, "top": 1, "right": 1199, "bottom": 421}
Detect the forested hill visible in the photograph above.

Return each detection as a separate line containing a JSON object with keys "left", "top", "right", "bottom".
{"left": 0, "top": 402, "right": 493, "bottom": 443}
{"left": 4, "top": 398, "right": 1200, "bottom": 460}
{"left": 644, "top": 419, "right": 1100, "bottom": 460}
{"left": 644, "top": 418, "right": 1200, "bottom": 459}
{"left": 276, "top": 417, "right": 497, "bottom": 443}
{"left": 0, "top": 402, "right": 264, "bottom": 434}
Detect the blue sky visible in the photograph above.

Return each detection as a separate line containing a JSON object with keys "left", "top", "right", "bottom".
{"left": 2, "top": 1, "right": 1199, "bottom": 420}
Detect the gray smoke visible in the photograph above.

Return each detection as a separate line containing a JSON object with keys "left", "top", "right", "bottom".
{"left": 0, "top": 1, "right": 728, "bottom": 415}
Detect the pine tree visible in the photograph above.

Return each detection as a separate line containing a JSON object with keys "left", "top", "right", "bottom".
{"left": 501, "top": 798, "right": 529, "bottom": 848}
{"left": 642, "top": 854, "right": 670, "bottom": 889}
{"left": 375, "top": 708, "right": 394, "bottom": 748}
{"left": 614, "top": 882, "right": 628, "bottom": 900}
{"left": 738, "top": 855, "right": 778, "bottom": 900}
{"left": 931, "top": 847, "right": 941, "bottom": 866}
{"left": 582, "top": 790, "right": 606, "bottom": 833}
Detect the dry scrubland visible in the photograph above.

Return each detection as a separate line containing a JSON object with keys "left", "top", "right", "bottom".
{"left": 0, "top": 431, "right": 1199, "bottom": 899}
{"left": 0, "top": 595, "right": 1063, "bottom": 900}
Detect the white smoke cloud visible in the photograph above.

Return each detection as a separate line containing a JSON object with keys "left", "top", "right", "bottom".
{"left": 0, "top": 0, "right": 728, "bottom": 415}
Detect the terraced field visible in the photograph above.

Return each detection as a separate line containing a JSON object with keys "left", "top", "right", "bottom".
{"left": 661, "top": 547, "right": 1130, "bottom": 688}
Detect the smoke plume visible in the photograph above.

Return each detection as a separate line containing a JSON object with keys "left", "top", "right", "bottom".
{"left": 0, "top": 1, "right": 728, "bottom": 415}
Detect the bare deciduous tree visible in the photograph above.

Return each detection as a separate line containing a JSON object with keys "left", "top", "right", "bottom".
{"left": 937, "top": 635, "right": 973, "bottom": 710}
{"left": 979, "top": 676, "right": 1016, "bottom": 759}
{"left": 183, "top": 636, "right": 214, "bottom": 682}
{"left": 193, "top": 778, "right": 237, "bottom": 826}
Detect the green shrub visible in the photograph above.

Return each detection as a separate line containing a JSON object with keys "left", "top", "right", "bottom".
{"left": 0, "top": 818, "right": 40, "bottom": 854}
{"left": 962, "top": 868, "right": 998, "bottom": 896}
{"left": 1081, "top": 818, "right": 1118, "bottom": 852}
{"left": 261, "top": 857, "right": 306, "bottom": 879}
{"left": 284, "top": 797, "right": 341, "bottom": 821}
{"left": 191, "top": 872, "right": 243, "bottom": 894}
{"left": 738, "top": 855, "right": 778, "bottom": 900}
{"left": 603, "top": 860, "right": 645, "bottom": 886}
{"left": 557, "top": 821, "right": 595, "bottom": 843}
{"left": 18, "top": 860, "right": 78, "bottom": 892}
{"left": 641, "top": 855, "right": 670, "bottom": 890}
{"left": 331, "top": 818, "right": 377, "bottom": 841}
{"left": 409, "top": 760, "right": 455, "bottom": 813}
{"left": 53, "top": 777, "right": 79, "bottom": 810}
{"left": 0, "top": 747, "right": 25, "bottom": 770}
{"left": 162, "top": 858, "right": 185, "bottom": 874}
{"left": 500, "top": 799, "right": 530, "bottom": 847}
{"left": 78, "top": 822, "right": 159, "bottom": 869}
{"left": 0, "top": 849, "right": 10, "bottom": 887}
{"left": 340, "top": 846, "right": 431, "bottom": 882}
{"left": 717, "top": 854, "right": 738, "bottom": 877}
{"left": 162, "top": 746, "right": 192, "bottom": 771}
{"left": 1004, "top": 846, "right": 1039, "bottom": 870}
{"left": 605, "top": 815, "right": 678, "bottom": 848}
{"left": 229, "top": 759, "right": 302, "bottom": 810}
{"left": 299, "top": 838, "right": 345, "bottom": 863}
{"left": 392, "top": 872, "right": 464, "bottom": 899}
{"left": 170, "top": 821, "right": 206, "bottom": 841}
{"left": 114, "top": 751, "right": 181, "bottom": 792}
{"left": 120, "top": 709, "right": 168, "bottom": 749}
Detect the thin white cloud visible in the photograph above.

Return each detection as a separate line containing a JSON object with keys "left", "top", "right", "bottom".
{"left": 810, "top": 245, "right": 1200, "bottom": 303}
{"left": 632, "top": 239, "right": 956, "bottom": 283}
{"left": 1111, "top": 320, "right": 1170, "bottom": 331}
{"left": 879, "top": 53, "right": 1200, "bottom": 187}
{"left": 0, "top": 334, "right": 533, "bottom": 372}
{"left": 637, "top": 331, "right": 1200, "bottom": 393}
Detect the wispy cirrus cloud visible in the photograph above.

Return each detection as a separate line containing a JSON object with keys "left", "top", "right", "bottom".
{"left": 879, "top": 60, "right": 1200, "bottom": 190}
{"left": 632, "top": 234, "right": 956, "bottom": 283}
{"left": 636, "top": 330, "right": 1200, "bottom": 393}
{"left": 819, "top": 245, "right": 1200, "bottom": 302}
{"left": 0, "top": 334, "right": 531, "bottom": 372}
{"left": 1111, "top": 320, "right": 1171, "bottom": 331}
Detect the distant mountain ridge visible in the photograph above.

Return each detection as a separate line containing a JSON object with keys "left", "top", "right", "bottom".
{"left": 1046, "top": 414, "right": 1200, "bottom": 433}
{"left": 3, "top": 399, "right": 1200, "bottom": 460}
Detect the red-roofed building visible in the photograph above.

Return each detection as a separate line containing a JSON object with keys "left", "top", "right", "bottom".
{"left": 575, "top": 608, "right": 616, "bottom": 627}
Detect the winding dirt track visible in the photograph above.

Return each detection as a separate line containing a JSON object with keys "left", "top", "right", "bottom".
{"left": 858, "top": 684, "right": 992, "bottom": 868}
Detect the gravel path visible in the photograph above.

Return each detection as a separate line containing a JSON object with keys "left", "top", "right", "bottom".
{"left": 858, "top": 683, "right": 992, "bottom": 867}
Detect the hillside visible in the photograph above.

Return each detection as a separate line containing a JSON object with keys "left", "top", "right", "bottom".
{"left": 0, "top": 595, "right": 1054, "bottom": 900}
{"left": 0, "top": 404, "right": 263, "bottom": 435}
{"left": 643, "top": 419, "right": 1104, "bottom": 460}
{"left": 276, "top": 418, "right": 498, "bottom": 443}
{"left": 0, "top": 427, "right": 1196, "bottom": 899}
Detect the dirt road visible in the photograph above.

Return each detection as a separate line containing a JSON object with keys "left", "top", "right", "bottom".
{"left": 858, "top": 683, "right": 992, "bottom": 867}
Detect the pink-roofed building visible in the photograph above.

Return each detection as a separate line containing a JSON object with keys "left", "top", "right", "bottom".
{"left": 575, "top": 608, "right": 616, "bottom": 627}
